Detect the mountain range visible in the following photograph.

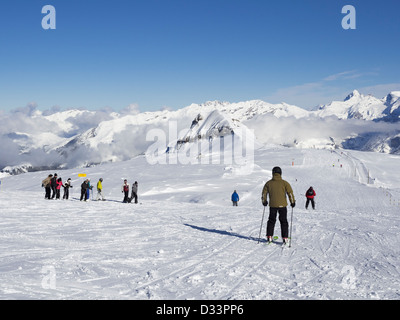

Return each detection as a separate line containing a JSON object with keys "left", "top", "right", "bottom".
{"left": 1, "top": 90, "right": 399, "bottom": 175}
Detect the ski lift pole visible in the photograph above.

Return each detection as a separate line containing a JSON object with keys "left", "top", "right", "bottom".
{"left": 257, "top": 206, "right": 266, "bottom": 244}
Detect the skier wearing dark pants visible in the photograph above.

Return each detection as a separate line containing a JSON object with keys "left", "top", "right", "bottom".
{"left": 55, "top": 177, "right": 63, "bottom": 199}
{"left": 231, "top": 190, "right": 239, "bottom": 206}
{"left": 42, "top": 174, "right": 53, "bottom": 199}
{"left": 305, "top": 186, "right": 316, "bottom": 209}
{"left": 261, "top": 167, "right": 295, "bottom": 244}
{"left": 122, "top": 180, "right": 129, "bottom": 203}
{"left": 80, "top": 179, "right": 90, "bottom": 201}
{"left": 63, "top": 178, "right": 73, "bottom": 200}
{"left": 50, "top": 173, "right": 58, "bottom": 199}
{"left": 130, "top": 181, "right": 138, "bottom": 204}
{"left": 267, "top": 207, "right": 289, "bottom": 238}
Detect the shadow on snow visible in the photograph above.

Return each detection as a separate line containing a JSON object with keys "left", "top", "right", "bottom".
{"left": 184, "top": 223, "right": 267, "bottom": 243}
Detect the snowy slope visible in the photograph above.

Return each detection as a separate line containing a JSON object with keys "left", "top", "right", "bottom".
{"left": 1, "top": 147, "right": 400, "bottom": 299}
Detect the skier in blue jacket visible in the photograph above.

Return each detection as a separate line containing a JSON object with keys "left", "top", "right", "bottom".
{"left": 231, "top": 190, "right": 239, "bottom": 206}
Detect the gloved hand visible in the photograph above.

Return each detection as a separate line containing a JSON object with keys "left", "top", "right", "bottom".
{"left": 262, "top": 200, "right": 268, "bottom": 207}
{"left": 291, "top": 202, "right": 296, "bottom": 208}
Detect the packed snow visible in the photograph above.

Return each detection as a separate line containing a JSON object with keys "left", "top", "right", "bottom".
{"left": 1, "top": 146, "right": 400, "bottom": 299}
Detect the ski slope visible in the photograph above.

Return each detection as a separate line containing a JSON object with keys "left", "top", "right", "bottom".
{"left": 0, "top": 147, "right": 400, "bottom": 299}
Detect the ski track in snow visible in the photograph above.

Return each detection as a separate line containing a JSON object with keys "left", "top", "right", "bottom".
{"left": 0, "top": 148, "right": 400, "bottom": 299}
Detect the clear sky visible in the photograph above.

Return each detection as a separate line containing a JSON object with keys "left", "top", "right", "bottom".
{"left": 0, "top": 0, "right": 399, "bottom": 112}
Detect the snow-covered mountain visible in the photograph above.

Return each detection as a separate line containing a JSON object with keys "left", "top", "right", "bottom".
{"left": 383, "top": 91, "right": 400, "bottom": 122}
{"left": 316, "top": 90, "right": 400, "bottom": 122}
{"left": 343, "top": 131, "right": 400, "bottom": 154}
{"left": 1, "top": 91, "right": 399, "bottom": 175}
{"left": 45, "top": 100, "right": 305, "bottom": 168}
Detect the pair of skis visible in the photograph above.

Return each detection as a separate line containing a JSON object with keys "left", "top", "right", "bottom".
{"left": 267, "top": 236, "right": 291, "bottom": 248}
{"left": 257, "top": 207, "right": 294, "bottom": 248}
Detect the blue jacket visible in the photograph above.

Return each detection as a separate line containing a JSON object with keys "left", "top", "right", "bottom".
{"left": 231, "top": 192, "right": 239, "bottom": 202}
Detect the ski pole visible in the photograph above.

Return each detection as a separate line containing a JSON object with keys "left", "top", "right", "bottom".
{"left": 257, "top": 206, "right": 266, "bottom": 244}
{"left": 289, "top": 206, "right": 294, "bottom": 248}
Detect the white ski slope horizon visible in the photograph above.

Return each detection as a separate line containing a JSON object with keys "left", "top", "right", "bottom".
{"left": 1, "top": 146, "right": 400, "bottom": 299}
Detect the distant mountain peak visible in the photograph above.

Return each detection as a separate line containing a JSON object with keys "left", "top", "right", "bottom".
{"left": 386, "top": 91, "right": 400, "bottom": 103}
{"left": 344, "top": 90, "right": 362, "bottom": 101}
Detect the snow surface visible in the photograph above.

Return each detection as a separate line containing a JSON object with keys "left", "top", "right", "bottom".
{"left": 1, "top": 147, "right": 400, "bottom": 299}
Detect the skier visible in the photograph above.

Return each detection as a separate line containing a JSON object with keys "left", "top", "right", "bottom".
{"left": 50, "top": 173, "right": 58, "bottom": 199}
{"left": 231, "top": 190, "right": 239, "bottom": 206}
{"left": 96, "top": 178, "right": 106, "bottom": 201}
{"left": 55, "top": 177, "right": 63, "bottom": 199}
{"left": 42, "top": 174, "right": 53, "bottom": 199}
{"left": 86, "top": 178, "right": 93, "bottom": 200}
{"left": 130, "top": 181, "right": 138, "bottom": 204}
{"left": 122, "top": 179, "right": 129, "bottom": 203}
{"left": 63, "top": 178, "right": 73, "bottom": 200}
{"left": 305, "top": 186, "right": 316, "bottom": 210}
{"left": 80, "top": 179, "right": 90, "bottom": 201}
{"left": 261, "top": 166, "right": 295, "bottom": 245}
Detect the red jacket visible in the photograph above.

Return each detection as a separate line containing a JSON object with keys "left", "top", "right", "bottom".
{"left": 56, "top": 180, "right": 63, "bottom": 190}
{"left": 306, "top": 189, "right": 316, "bottom": 199}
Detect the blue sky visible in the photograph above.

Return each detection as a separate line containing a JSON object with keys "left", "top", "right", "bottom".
{"left": 0, "top": 0, "right": 399, "bottom": 112}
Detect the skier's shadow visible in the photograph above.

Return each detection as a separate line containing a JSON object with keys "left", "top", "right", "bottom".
{"left": 71, "top": 197, "right": 124, "bottom": 203}
{"left": 184, "top": 224, "right": 266, "bottom": 243}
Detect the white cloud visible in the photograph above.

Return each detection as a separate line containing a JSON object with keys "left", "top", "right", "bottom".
{"left": 120, "top": 103, "right": 141, "bottom": 115}
{"left": 0, "top": 106, "right": 114, "bottom": 169}
{"left": 247, "top": 113, "right": 399, "bottom": 149}
{"left": 323, "top": 70, "right": 357, "bottom": 81}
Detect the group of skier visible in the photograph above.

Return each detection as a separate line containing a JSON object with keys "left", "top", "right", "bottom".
{"left": 121, "top": 180, "right": 139, "bottom": 203}
{"left": 42, "top": 174, "right": 139, "bottom": 204}
{"left": 42, "top": 173, "right": 73, "bottom": 200}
